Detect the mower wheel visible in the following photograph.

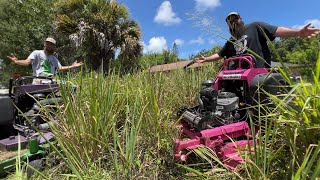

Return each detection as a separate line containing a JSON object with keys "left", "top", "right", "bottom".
{"left": 27, "top": 159, "right": 43, "bottom": 178}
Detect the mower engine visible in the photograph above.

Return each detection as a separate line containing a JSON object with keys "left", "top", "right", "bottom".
{"left": 180, "top": 81, "right": 242, "bottom": 131}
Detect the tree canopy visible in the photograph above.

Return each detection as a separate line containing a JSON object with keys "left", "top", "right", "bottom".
{"left": 274, "top": 36, "right": 320, "bottom": 64}
{"left": 0, "top": 0, "right": 54, "bottom": 85}
{"left": 53, "top": 0, "right": 143, "bottom": 73}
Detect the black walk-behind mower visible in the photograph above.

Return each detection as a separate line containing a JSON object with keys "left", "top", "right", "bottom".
{"left": 175, "top": 55, "right": 289, "bottom": 169}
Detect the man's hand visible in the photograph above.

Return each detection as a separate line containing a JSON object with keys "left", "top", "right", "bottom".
{"left": 59, "top": 60, "right": 83, "bottom": 71}
{"left": 299, "top": 23, "right": 320, "bottom": 38}
{"left": 71, "top": 60, "right": 83, "bottom": 68}
{"left": 7, "top": 53, "right": 18, "bottom": 64}
{"left": 195, "top": 55, "right": 206, "bottom": 64}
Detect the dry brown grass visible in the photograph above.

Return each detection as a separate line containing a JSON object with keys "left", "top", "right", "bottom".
{"left": 0, "top": 149, "right": 28, "bottom": 161}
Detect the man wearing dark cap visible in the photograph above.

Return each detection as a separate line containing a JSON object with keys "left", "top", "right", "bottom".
{"left": 7, "top": 37, "right": 83, "bottom": 78}
{"left": 195, "top": 12, "right": 320, "bottom": 68}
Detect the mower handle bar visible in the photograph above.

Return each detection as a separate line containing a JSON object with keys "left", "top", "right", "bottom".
{"left": 14, "top": 76, "right": 53, "bottom": 86}
{"left": 223, "top": 55, "right": 255, "bottom": 70}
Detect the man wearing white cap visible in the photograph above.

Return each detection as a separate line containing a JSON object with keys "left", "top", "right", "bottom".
{"left": 195, "top": 12, "right": 320, "bottom": 68}
{"left": 7, "top": 37, "right": 83, "bottom": 78}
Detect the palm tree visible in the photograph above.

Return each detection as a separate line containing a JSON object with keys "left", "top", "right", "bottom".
{"left": 54, "top": 0, "right": 142, "bottom": 73}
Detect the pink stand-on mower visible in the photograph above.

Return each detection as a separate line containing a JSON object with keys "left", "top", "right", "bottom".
{"left": 175, "top": 55, "right": 288, "bottom": 170}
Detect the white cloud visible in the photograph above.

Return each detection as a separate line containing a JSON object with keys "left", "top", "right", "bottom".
{"left": 189, "top": 36, "right": 205, "bottom": 45}
{"left": 195, "top": 0, "right": 221, "bottom": 11}
{"left": 143, "top": 36, "right": 168, "bottom": 53}
{"left": 174, "top": 39, "right": 184, "bottom": 46}
{"left": 308, "top": 19, "right": 320, "bottom": 27}
{"left": 208, "top": 39, "right": 216, "bottom": 44}
{"left": 201, "top": 18, "right": 211, "bottom": 26}
{"left": 293, "top": 19, "right": 320, "bottom": 29}
{"left": 154, "top": 1, "right": 181, "bottom": 26}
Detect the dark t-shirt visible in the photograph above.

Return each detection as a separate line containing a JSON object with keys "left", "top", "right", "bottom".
{"left": 218, "top": 22, "right": 278, "bottom": 68}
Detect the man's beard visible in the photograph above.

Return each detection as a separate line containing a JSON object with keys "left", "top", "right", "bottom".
{"left": 230, "top": 21, "right": 245, "bottom": 39}
{"left": 45, "top": 48, "right": 55, "bottom": 54}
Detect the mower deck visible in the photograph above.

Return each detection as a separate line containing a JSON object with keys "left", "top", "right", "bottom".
{"left": 175, "top": 121, "right": 254, "bottom": 169}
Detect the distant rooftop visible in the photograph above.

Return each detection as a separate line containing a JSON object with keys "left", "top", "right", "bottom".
{"left": 148, "top": 60, "right": 207, "bottom": 73}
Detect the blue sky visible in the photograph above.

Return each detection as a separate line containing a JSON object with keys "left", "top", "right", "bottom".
{"left": 117, "top": 0, "right": 320, "bottom": 59}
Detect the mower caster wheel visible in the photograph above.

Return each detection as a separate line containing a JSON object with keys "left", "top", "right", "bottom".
{"left": 27, "top": 159, "right": 43, "bottom": 178}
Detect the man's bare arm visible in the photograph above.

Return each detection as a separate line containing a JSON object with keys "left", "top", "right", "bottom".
{"left": 274, "top": 23, "right": 320, "bottom": 38}
{"left": 7, "top": 53, "right": 31, "bottom": 66}
{"left": 195, "top": 53, "right": 223, "bottom": 64}
{"left": 58, "top": 61, "right": 83, "bottom": 71}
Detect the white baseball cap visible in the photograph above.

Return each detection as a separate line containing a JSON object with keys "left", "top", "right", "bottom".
{"left": 226, "top": 12, "right": 240, "bottom": 22}
{"left": 45, "top": 37, "right": 56, "bottom": 45}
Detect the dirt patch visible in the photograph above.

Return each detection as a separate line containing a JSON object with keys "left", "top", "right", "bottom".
{"left": 0, "top": 149, "right": 28, "bottom": 161}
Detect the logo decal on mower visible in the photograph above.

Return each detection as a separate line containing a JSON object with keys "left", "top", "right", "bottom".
{"left": 223, "top": 74, "right": 241, "bottom": 79}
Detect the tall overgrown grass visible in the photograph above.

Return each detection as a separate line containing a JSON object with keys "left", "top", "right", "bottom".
{"left": 28, "top": 53, "right": 320, "bottom": 179}
{"left": 268, "top": 53, "right": 320, "bottom": 179}
{"left": 33, "top": 63, "right": 220, "bottom": 179}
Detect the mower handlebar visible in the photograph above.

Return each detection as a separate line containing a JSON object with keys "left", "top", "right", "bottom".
{"left": 14, "top": 76, "right": 53, "bottom": 86}
{"left": 223, "top": 55, "right": 256, "bottom": 70}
